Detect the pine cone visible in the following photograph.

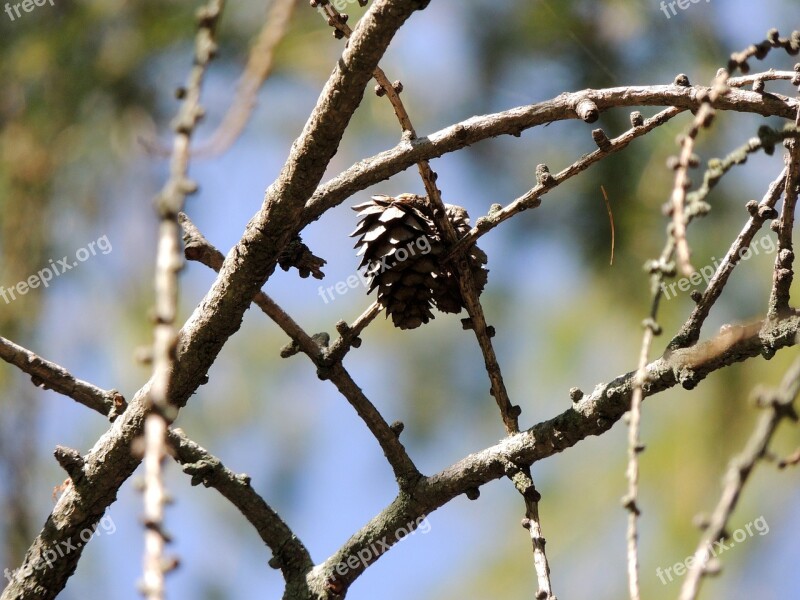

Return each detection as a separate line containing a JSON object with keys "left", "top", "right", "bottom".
{"left": 350, "top": 194, "right": 488, "bottom": 329}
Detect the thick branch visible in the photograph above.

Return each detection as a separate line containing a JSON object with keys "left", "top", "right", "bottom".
{"left": 304, "top": 84, "right": 798, "bottom": 227}
{"left": 0, "top": 337, "right": 314, "bottom": 594}
{"left": 312, "top": 314, "right": 800, "bottom": 589}
{"left": 0, "top": 2, "right": 426, "bottom": 598}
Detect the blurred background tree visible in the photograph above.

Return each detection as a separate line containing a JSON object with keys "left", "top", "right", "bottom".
{"left": 0, "top": 1, "right": 798, "bottom": 599}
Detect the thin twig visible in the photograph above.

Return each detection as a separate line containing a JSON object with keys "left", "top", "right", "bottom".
{"left": 325, "top": 301, "right": 382, "bottom": 364}
{"left": 777, "top": 447, "right": 800, "bottom": 468}
{"left": 324, "top": 0, "right": 516, "bottom": 431}
{"left": 443, "top": 106, "right": 684, "bottom": 259}
{"left": 624, "top": 320, "right": 656, "bottom": 600}
{"left": 671, "top": 168, "right": 786, "bottom": 349}
{"left": 167, "top": 429, "right": 314, "bottom": 581}
{"left": 513, "top": 466, "right": 554, "bottom": 599}
{"left": 668, "top": 77, "right": 712, "bottom": 278}
{"left": 728, "top": 69, "right": 800, "bottom": 88}
{"left": 685, "top": 128, "right": 798, "bottom": 209}
{"left": 767, "top": 134, "right": 800, "bottom": 318}
{"left": 625, "top": 35, "right": 800, "bottom": 592}
{"left": 679, "top": 355, "right": 800, "bottom": 600}
{"left": 601, "top": 185, "right": 615, "bottom": 266}
{"left": 145, "top": 2, "right": 225, "bottom": 597}
{"left": 669, "top": 29, "right": 800, "bottom": 277}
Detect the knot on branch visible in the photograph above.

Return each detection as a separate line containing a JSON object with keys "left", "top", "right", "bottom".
{"left": 182, "top": 458, "right": 220, "bottom": 487}
{"left": 778, "top": 249, "right": 795, "bottom": 268}
{"left": 312, "top": 332, "right": 331, "bottom": 348}
{"left": 325, "top": 576, "right": 347, "bottom": 595}
{"left": 678, "top": 368, "right": 700, "bottom": 390}
{"left": 474, "top": 216, "right": 493, "bottom": 232}
{"left": 108, "top": 389, "right": 128, "bottom": 422}
{"left": 574, "top": 97, "right": 599, "bottom": 123}
{"left": 54, "top": 445, "right": 85, "bottom": 485}
{"left": 535, "top": 164, "right": 554, "bottom": 187}
{"left": 569, "top": 387, "right": 584, "bottom": 403}
{"left": 642, "top": 318, "right": 662, "bottom": 336}
{"left": 621, "top": 494, "right": 641, "bottom": 515}
{"left": 465, "top": 487, "right": 480, "bottom": 500}
{"left": 673, "top": 73, "right": 691, "bottom": 86}
{"left": 280, "top": 340, "right": 301, "bottom": 358}
{"left": 389, "top": 421, "right": 405, "bottom": 437}
{"left": 645, "top": 259, "right": 676, "bottom": 278}
{"left": 30, "top": 374, "right": 51, "bottom": 391}
{"left": 591, "top": 128, "right": 611, "bottom": 150}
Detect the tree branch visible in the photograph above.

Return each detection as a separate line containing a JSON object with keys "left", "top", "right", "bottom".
{"left": 0, "top": 335, "right": 126, "bottom": 420}
{"left": 193, "top": 0, "right": 296, "bottom": 157}
{"left": 0, "top": 335, "right": 315, "bottom": 593}
{"left": 671, "top": 168, "right": 786, "bottom": 348}
{"left": 168, "top": 429, "right": 315, "bottom": 584}
{"left": 145, "top": 2, "right": 226, "bottom": 595}
{"left": 320, "top": 5, "right": 555, "bottom": 592}
{"left": 447, "top": 105, "right": 684, "bottom": 277}
{"left": 179, "top": 213, "right": 422, "bottom": 488}
{"left": 678, "top": 354, "right": 800, "bottom": 600}
{"left": 304, "top": 83, "right": 798, "bottom": 227}
{"left": 313, "top": 313, "right": 800, "bottom": 590}
{"left": 0, "top": 2, "right": 427, "bottom": 597}
{"left": 768, "top": 139, "right": 800, "bottom": 318}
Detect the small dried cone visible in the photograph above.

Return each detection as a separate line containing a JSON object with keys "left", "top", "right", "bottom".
{"left": 277, "top": 235, "right": 326, "bottom": 279}
{"left": 351, "top": 194, "right": 489, "bottom": 329}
